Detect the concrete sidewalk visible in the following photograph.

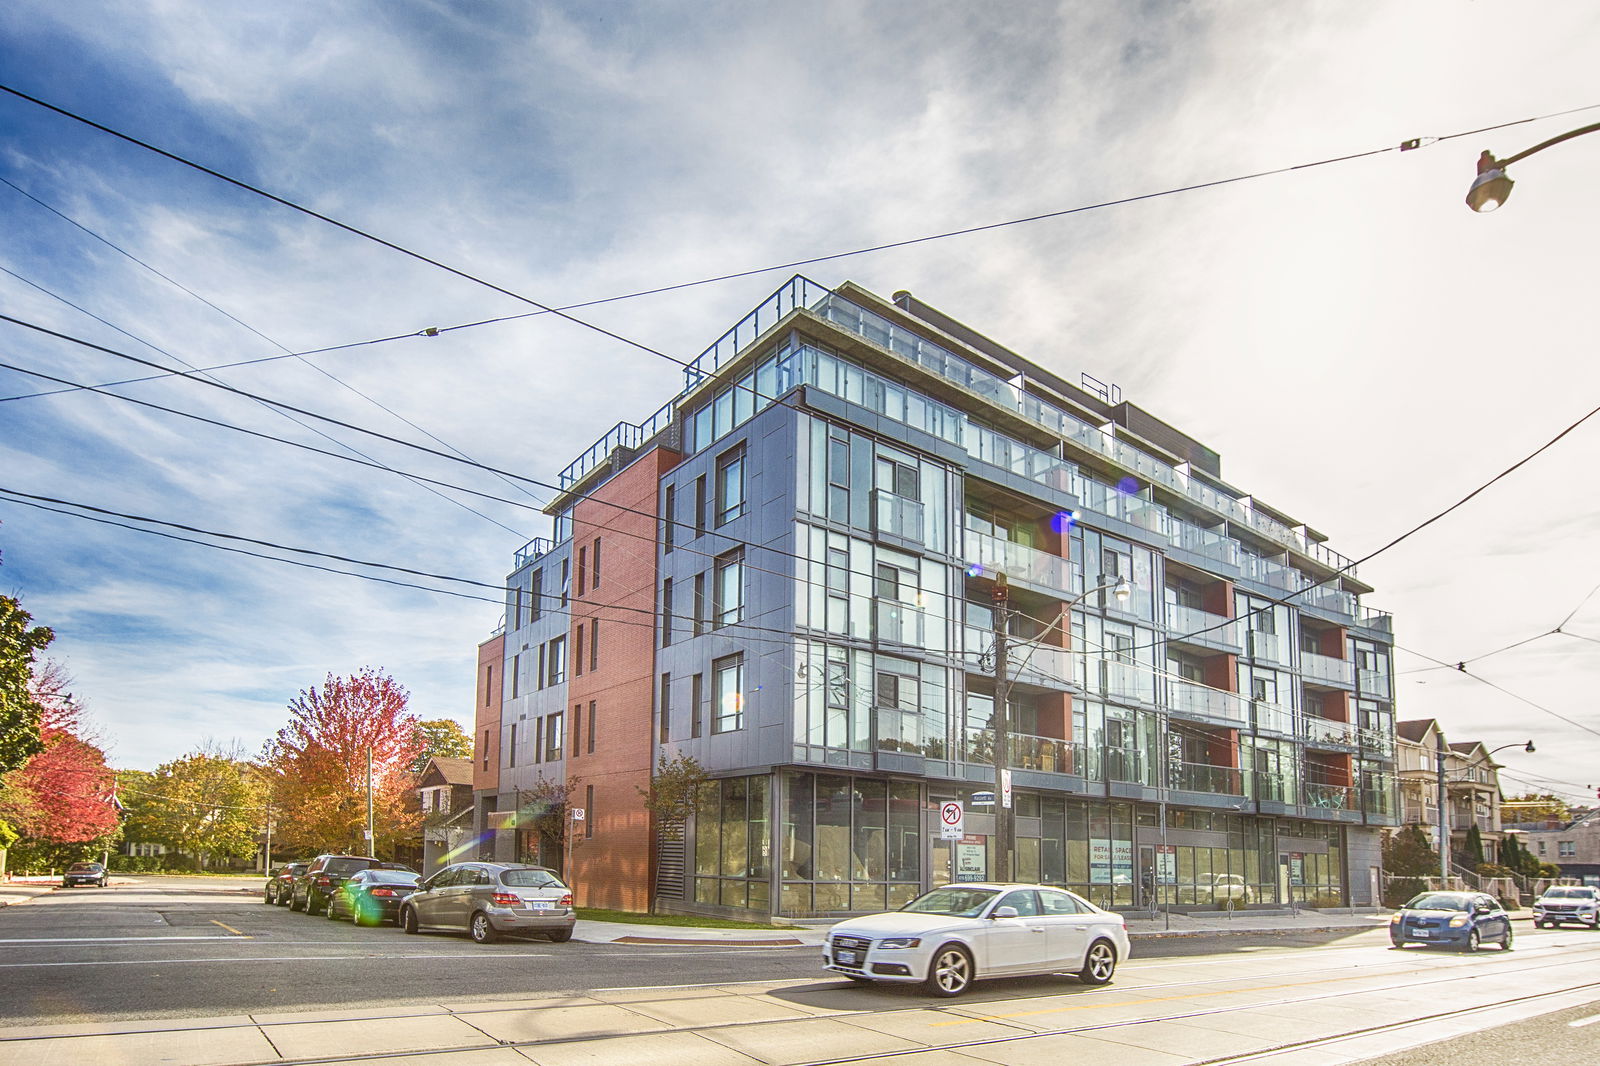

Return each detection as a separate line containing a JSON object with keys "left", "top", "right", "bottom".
{"left": 0, "top": 877, "right": 59, "bottom": 907}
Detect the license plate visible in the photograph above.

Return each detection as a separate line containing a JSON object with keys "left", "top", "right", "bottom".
{"left": 836, "top": 950, "right": 859, "bottom": 965}
{"left": 1413, "top": 929, "right": 1430, "bottom": 938}
{"left": 527, "top": 900, "right": 554, "bottom": 911}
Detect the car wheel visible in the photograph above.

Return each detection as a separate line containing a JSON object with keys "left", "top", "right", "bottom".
{"left": 545, "top": 928, "right": 573, "bottom": 943}
{"left": 289, "top": 891, "right": 305, "bottom": 912}
{"left": 326, "top": 898, "right": 341, "bottom": 920}
{"left": 1502, "top": 926, "right": 1514, "bottom": 951}
{"left": 1079, "top": 939, "right": 1118, "bottom": 985}
{"left": 1463, "top": 929, "right": 1480, "bottom": 953}
{"left": 264, "top": 885, "right": 275, "bottom": 905}
{"left": 351, "top": 903, "right": 369, "bottom": 927}
{"left": 923, "top": 944, "right": 973, "bottom": 997}
{"left": 401, "top": 906, "right": 418, "bottom": 934}
{"left": 470, "top": 912, "right": 498, "bottom": 944}
{"left": 1534, "top": 920, "right": 1545, "bottom": 929}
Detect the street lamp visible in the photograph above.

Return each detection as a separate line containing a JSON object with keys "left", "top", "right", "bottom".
{"left": 1437, "top": 738, "right": 1535, "bottom": 882}
{"left": 1465, "top": 122, "right": 1600, "bottom": 212}
{"left": 991, "top": 573, "right": 1131, "bottom": 883}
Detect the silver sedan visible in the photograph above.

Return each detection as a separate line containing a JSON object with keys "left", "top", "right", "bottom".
{"left": 824, "top": 883, "right": 1131, "bottom": 996}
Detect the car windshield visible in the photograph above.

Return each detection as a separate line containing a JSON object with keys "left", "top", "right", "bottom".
{"left": 69, "top": 863, "right": 101, "bottom": 872}
{"left": 1404, "top": 893, "right": 1471, "bottom": 911}
{"left": 501, "top": 869, "right": 565, "bottom": 888}
{"left": 1543, "top": 887, "right": 1597, "bottom": 899}
{"left": 325, "top": 859, "right": 373, "bottom": 876}
{"left": 900, "top": 886, "right": 1000, "bottom": 918}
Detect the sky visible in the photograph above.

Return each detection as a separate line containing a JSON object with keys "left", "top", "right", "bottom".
{"left": 0, "top": 2, "right": 1596, "bottom": 809}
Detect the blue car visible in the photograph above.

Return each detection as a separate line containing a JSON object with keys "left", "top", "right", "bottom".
{"left": 1390, "top": 891, "right": 1512, "bottom": 952}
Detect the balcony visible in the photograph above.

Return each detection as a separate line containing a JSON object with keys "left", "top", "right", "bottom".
{"left": 1008, "top": 732, "right": 1081, "bottom": 774}
{"left": 1165, "top": 603, "right": 1241, "bottom": 652}
{"left": 1246, "top": 629, "right": 1287, "bottom": 664}
{"left": 1358, "top": 669, "right": 1393, "bottom": 699}
{"left": 1248, "top": 771, "right": 1293, "bottom": 805}
{"left": 960, "top": 624, "right": 1073, "bottom": 690}
{"left": 1252, "top": 700, "right": 1296, "bottom": 736}
{"left": 963, "top": 529, "right": 1078, "bottom": 598}
{"left": 1305, "top": 783, "right": 1357, "bottom": 811}
{"left": 1166, "top": 679, "right": 1249, "bottom": 728}
{"left": 1300, "top": 650, "right": 1355, "bottom": 687}
{"left": 873, "top": 600, "right": 926, "bottom": 646}
{"left": 1168, "top": 760, "right": 1245, "bottom": 797}
{"left": 1402, "top": 802, "right": 1439, "bottom": 824}
{"left": 872, "top": 490, "right": 925, "bottom": 545}
{"left": 1301, "top": 714, "right": 1361, "bottom": 750}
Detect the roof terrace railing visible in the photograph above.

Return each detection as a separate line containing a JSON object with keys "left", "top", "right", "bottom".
{"left": 559, "top": 274, "right": 1363, "bottom": 581}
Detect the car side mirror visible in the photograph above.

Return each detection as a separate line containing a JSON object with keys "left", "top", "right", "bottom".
{"left": 992, "top": 906, "right": 1020, "bottom": 919}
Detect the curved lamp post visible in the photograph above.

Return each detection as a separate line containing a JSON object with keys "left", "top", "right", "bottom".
{"left": 991, "top": 574, "right": 1131, "bottom": 882}
{"left": 1438, "top": 738, "right": 1535, "bottom": 881}
{"left": 1466, "top": 122, "right": 1600, "bottom": 212}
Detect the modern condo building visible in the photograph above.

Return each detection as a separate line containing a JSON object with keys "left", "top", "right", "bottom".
{"left": 471, "top": 278, "right": 1400, "bottom": 918}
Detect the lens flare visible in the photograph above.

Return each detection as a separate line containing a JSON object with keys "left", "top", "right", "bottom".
{"left": 1117, "top": 476, "right": 1139, "bottom": 495}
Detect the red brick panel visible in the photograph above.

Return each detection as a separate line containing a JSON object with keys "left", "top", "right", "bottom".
{"left": 474, "top": 634, "right": 505, "bottom": 793}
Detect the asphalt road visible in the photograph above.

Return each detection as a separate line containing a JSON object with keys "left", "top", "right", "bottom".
{"left": 5, "top": 873, "right": 1600, "bottom": 1066}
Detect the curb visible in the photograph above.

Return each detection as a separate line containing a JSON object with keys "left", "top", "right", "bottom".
{"left": 611, "top": 935, "right": 807, "bottom": 946}
{"left": 1128, "top": 924, "right": 1383, "bottom": 941}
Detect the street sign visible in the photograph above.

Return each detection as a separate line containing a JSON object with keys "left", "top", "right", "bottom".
{"left": 571, "top": 808, "right": 586, "bottom": 821}
{"left": 1001, "top": 769, "right": 1013, "bottom": 810}
{"left": 971, "top": 790, "right": 995, "bottom": 806}
{"left": 939, "top": 801, "right": 964, "bottom": 840}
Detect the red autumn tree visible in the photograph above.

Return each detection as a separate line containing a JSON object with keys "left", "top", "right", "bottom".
{"left": 263, "top": 669, "right": 424, "bottom": 857}
{"left": 0, "top": 662, "right": 118, "bottom": 859}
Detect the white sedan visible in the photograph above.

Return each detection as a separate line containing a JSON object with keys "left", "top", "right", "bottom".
{"left": 824, "top": 883, "right": 1131, "bottom": 997}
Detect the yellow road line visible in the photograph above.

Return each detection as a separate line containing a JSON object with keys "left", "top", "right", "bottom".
{"left": 209, "top": 920, "right": 250, "bottom": 938}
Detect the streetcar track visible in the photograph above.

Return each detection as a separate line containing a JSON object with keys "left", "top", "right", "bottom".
{"left": 3, "top": 938, "right": 1597, "bottom": 1066}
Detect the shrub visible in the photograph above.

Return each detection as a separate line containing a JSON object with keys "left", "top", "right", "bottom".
{"left": 1383, "top": 877, "right": 1427, "bottom": 909}
{"left": 1305, "top": 893, "right": 1343, "bottom": 909}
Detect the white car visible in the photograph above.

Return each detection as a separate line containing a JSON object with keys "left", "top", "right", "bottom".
{"left": 1533, "top": 885, "right": 1600, "bottom": 929}
{"left": 824, "top": 883, "right": 1131, "bottom": 997}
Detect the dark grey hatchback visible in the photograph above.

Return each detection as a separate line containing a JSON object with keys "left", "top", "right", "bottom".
{"left": 398, "top": 862, "right": 575, "bottom": 944}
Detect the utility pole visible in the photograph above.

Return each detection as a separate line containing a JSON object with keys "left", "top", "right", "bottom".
{"left": 263, "top": 805, "right": 272, "bottom": 873}
{"left": 366, "top": 747, "right": 376, "bottom": 858}
{"left": 991, "top": 573, "right": 1012, "bottom": 883}
{"left": 1436, "top": 728, "right": 1450, "bottom": 884}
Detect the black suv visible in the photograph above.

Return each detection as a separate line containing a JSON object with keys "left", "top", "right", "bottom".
{"left": 292, "top": 855, "right": 389, "bottom": 915}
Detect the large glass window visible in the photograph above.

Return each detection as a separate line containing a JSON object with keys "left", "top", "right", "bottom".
{"left": 713, "top": 654, "right": 745, "bottom": 733}
{"left": 714, "top": 550, "right": 744, "bottom": 628}
{"left": 716, "top": 447, "right": 747, "bottom": 526}
{"left": 694, "top": 775, "right": 771, "bottom": 912}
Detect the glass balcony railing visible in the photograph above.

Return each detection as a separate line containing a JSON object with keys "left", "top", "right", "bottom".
{"left": 1358, "top": 669, "right": 1393, "bottom": 699}
{"left": 1305, "top": 783, "right": 1357, "bottom": 811}
{"left": 963, "top": 529, "right": 1078, "bottom": 596}
{"left": 1167, "top": 679, "right": 1250, "bottom": 727}
{"left": 1253, "top": 700, "right": 1296, "bottom": 736}
{"left": 1168, "top": 516, "right": 1242, "bottom": 568}
{"left": 959, "top": 625, "right": 1073, "bottom": 689}
{"left": 1248, "top": 770, "right": 1293, "bottom": 804}
{"left": 513, "top": 537, "right": 555, "bottom": 569}
{"left": 872, "top": 490, "right": 925, "bottom": 544}
{"left": 1165, "top": 604, "right": 1240, "bottom": 647}
{"left": 1168, "top": 760, "right": 1245, "bottom": 796}
{"left": 1301, "top": 715, "right": 1361, "bottom": 748}
{"left": 873, "top": 600, "right": 926, "bottom": 645}
{"left": 1007, "top": 732, "right": 1081, "bottom": 774}
{"left": 1300, "top": 651, "right": 1355, "bottom": 686}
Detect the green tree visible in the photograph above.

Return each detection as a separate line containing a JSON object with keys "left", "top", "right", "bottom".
{"left": 0, "top": 594, "right": 52, "bottom": 776}
{"left": 1463, "top": 823, "right": 1485, "bottom": 867}
{"left": 1383, "top": 824, "right": 1440, "bottom": 877}
{"left": 145, "top": 747, "right": 265, "bottom": 868}
{"left": 637, "top": 752, "right": 709, "bottom": 838}
{"left": 1501, "top": 793, "right": 1569, "bottom": 823}
{"left": 412, "top": 718, "right": 473, "bottom": 772}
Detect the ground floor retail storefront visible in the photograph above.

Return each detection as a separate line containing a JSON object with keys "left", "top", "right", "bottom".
{"left": 671, "top": 769, "right": 1381, "bottom": 920}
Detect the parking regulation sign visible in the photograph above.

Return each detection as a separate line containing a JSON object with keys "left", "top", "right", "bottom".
{"left": 939, "top": 801, "right": 964, "bottom": 840}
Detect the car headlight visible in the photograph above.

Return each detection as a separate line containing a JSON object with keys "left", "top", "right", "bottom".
{"left": 1448, "top": 916, "right": 1469, "bottom": 927}
{"left": 877, "top": 937, "right": 922, "bottom": 950}
{"left": 1389, "top": 913, "right": 1402, "bottom": 924}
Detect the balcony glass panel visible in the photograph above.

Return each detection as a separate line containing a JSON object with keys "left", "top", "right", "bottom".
{"left": 1167, "top": 760, "right": 1244, "bottom": 796}
{"left": 1166, "top": 604, "right": 1239, "bottom": 647}
{"left": 872, "top": 490, "right": 924, "bottom": 545}
{"left": 1166, "top": 679, "right": 1249, "bottom": 727}
{"left": 963, "top": 529, "right": 1076, "bottom": 595}
{"left": 1300, "top": 715, "right": 1360, "bottom": 748}
{"left": 1300, "top": 651, "right": 1355, "bottom": 686}
{"left": 1305, "top": 783, "right": 1356, "bottom": 811}
{"left": 873, "top": 600, "right": 925, "bottom": 646}
{"left": 1253, "top": 700, "right": 1296, "bottom": 736}
{"left": 1249, "top": 771, "right": 1292, "bottom": 804}
{"left": 1007, "top": 732, "right": 1080, "bottom": 774}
